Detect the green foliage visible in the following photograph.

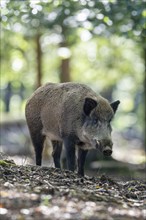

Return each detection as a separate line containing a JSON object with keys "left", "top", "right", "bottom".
{"left": 0, "top": 0, "right": 145, "bottom": 135}
{"left": 1, "top": 0, "right": 145, "bottom": 42}
{"left": 0, "top": 159, "right": 16, "bottom": 167}
{"left": 1, "top": 0, "right": 145, "bottom": 85}
{"left": 71, "top": 36, "right": 144, "bottom": 87}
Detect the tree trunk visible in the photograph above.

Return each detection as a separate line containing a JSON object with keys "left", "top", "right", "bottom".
{"left": 35, "top": 34, "right": 42, "bottom": 88}
{"left": 60, "top": 58, "right": 71, "bottom": 83}
{"left": 143, "top": 47, "right": 146, "bottom": 149}
{"left": 59, "top": 41, "right": 71, "bottom": 83}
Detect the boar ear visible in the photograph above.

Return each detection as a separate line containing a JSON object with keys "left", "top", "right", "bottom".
{"left": 110, "top": 100, "right": 120, "bottom": 113}
{"left": 84, "top": 98, "right": 97, "bottom": 116}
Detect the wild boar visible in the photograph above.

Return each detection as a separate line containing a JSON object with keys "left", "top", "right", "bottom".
{"left": 25, "top": 82, "right": 120, "bottom": 176}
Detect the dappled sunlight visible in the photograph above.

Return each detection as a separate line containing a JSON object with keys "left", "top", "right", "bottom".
{"left": 1, "top": 2, "right": 145, "bottom": 220}
{"left": 1, "top": 0, "right": 145, "bottom": 180}
{"left": 57, "top": 47, "right": 71, "bottom": 59}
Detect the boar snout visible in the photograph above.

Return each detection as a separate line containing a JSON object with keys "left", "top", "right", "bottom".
{"left": 96, "top": 139, "right": 113, "bottom": 156}
{"left": 103, "top": 146, "right": 112, "bottom": 156}
{"left": 102, "top": 139, "right": 113, "bottom": 156}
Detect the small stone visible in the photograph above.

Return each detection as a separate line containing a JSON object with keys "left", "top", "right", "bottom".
{"left": 4, "top": 182, "right": 14, "bottom": 188}
{"left": 20, "top": 208, "right": 30, "bottom": 215}
{"left": 0, "top": 208, "right": 8, "bottom": 215}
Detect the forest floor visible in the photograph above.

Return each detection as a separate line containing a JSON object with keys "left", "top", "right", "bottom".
{"left": 0, "top": 159, "right": 146, "bottom": 220}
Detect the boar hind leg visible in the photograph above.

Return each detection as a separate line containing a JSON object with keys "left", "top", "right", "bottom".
{"left": 78, "top": 149, "right": 88, "bottom": 176}
{"left": 35, "top": 135, "right": 45, "bottom": 166}
{"left": 29, "top": 129, "right": 45, "bottom": 166}
{"left": 52, "top": 141, "right": 62, "bottom": 168}
{"left": 64, "top": 138, "right": 76, "bottom": 172}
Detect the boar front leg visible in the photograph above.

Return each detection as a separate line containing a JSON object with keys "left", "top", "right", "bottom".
{"left": 52, "top": 141, "right": 62, "bottom": 168}
{"left": 64, "top": 137, "right": 76, "bottom": 172}
{"left": 77, "top": 149, "right": 88, "bottom": 176}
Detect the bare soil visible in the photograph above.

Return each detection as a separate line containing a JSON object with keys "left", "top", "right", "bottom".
{"left": 0, "top": 159, "right": 146, "bottom": 220}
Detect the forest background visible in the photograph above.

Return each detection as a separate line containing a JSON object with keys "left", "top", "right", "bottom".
{"left": 0, "top": 0, "right": 145, "bottom": 175}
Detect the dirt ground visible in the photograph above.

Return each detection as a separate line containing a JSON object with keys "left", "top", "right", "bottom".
{"left": 0, "top": 159, "right": 146, "bottom": 220}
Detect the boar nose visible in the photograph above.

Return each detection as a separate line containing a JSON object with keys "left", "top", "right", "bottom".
{"left": 103, "top": 146, "right": 112, "bottom": 156}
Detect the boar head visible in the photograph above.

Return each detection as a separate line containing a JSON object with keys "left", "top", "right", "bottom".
{"left": 80, "top": 97, "right": 120, "bottom": 156}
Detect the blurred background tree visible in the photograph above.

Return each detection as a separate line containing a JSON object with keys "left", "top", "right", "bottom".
{"left": 0, "top": 0, "right": 145, "bottom": 171}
